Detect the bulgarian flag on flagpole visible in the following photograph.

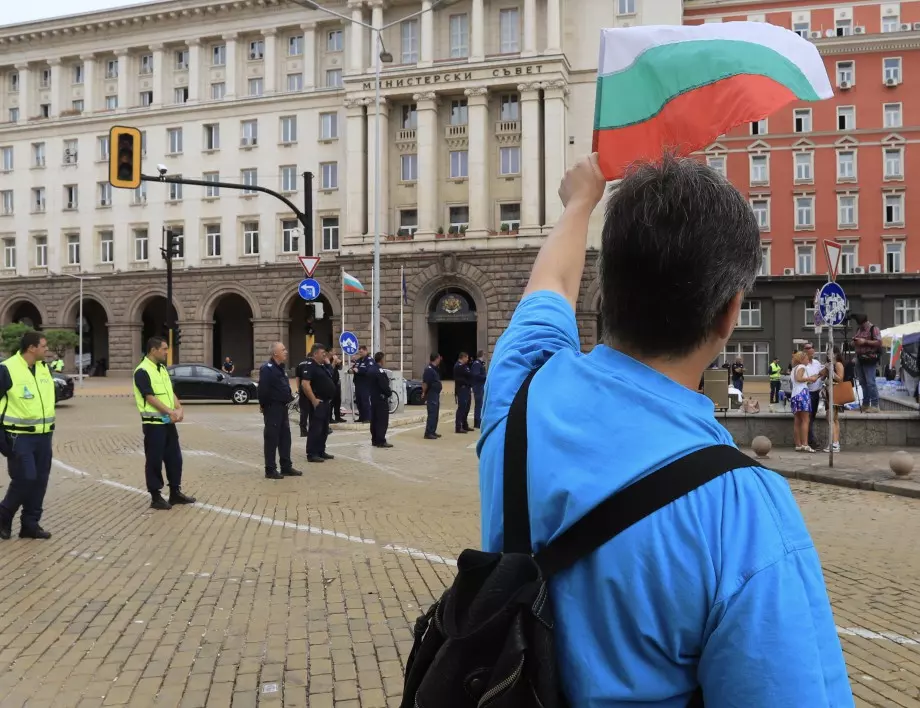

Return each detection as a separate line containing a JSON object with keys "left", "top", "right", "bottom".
{"left": 343, "top": 271, "right": 366, "bottom": 294}
{"left": 593, "top": 22, "right": 834, "bottom": 180}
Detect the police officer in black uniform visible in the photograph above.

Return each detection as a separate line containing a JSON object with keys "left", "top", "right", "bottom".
{"left": 369, "top": 352, "right": 393, "bottom": 448}
{"left": 301, "top": 344, "right": 336, "bottom": 463}
{"left": 295, "top": 355, "right": 312, "bottom": 437}
{"left": 422, "top": 353, "right": 442, "bottom": 440}
{"left": 350, "top": 346, "right": 373, "bottom": 422}
{"left": 258, "top": 342, "right": 302, "bottom": 480}
{"left": 470, "top": 350, "right": 487, "bottom": 429}
{"left": 327, "top": 352, "right": 344, "bottom": 424}
{"left": 453, "top": 352, "right": 472, "bottom": 434}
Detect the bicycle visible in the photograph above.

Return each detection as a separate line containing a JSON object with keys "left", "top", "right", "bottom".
{"left": 388, "top": 390, "right": 400, "bottom": 414}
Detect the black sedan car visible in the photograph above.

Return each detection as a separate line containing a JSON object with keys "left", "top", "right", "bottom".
{"left": 54, "top": 373, "right": 74, "bottom": 403}
{"left": 406, "top": 379, "right": 424, "bottom": 405}
{"left": 167, "top": 364, "right": 257, "bottom": 404}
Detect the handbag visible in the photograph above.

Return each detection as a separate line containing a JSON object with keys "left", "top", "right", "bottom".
{"left": 831, "top": 381, "right": 856, "bottom": 406}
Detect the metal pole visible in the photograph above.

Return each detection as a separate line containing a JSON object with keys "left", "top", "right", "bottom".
{"left": 302, "top": 171, "right": 314, "bottom": 257}
{"left": 399, "top": 265, "right": 404, "bottom": 376}
{"left": 78, "top": 277, "right": 84, "bottom": 386}
{"left": 828, "top": 329, "right": 835, "bottom": 468}
{"left": 165, "top": 231, "right": 174, "bottom": 367}
{"left": 372, "top": 29, "right": 382, "bottom": 354}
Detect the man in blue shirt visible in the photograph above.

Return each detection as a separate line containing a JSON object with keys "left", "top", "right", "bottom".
{"left": 478, "top": 154, "right": 853, "bottom": 706}
{"left": 470, "top": 350, "right": 487, "bottom": 429}
{"left": 453, "top": 353, "right": 472, "bottom": 434}
{"left": 422, "top": 353, "right": 442, "bottom": 440}
{"left": 258, "top": 342, "right": 302, "bottom": 480}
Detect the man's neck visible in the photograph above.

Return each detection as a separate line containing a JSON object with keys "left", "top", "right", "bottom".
{"left": 610, "top": 341, "right": 714, "bottom": 392}
{"left": 146, "top": 356, "right": 161, "bottom": 367}
{"left": 21, "top": 353, "right": 37, "bottom": 368}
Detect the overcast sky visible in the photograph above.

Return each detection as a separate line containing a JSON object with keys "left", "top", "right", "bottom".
{"left": 3, "top": 1, "right": 148, "bottom": 27}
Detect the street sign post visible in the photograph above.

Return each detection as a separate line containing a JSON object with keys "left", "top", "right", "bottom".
{"left": 339, "top": 331, "right": 359, "bottom": 356}
{"left": 824, "top": 239, "right": 842, "bottom": 282}
{"left": 298, "top": 255, "right": 320, "bottom": 278}
{"left": 298, "top": 278, "right": 321, "bottom": 301}
{"left": 817, "top": 280, "right": 848, "bottom": 468}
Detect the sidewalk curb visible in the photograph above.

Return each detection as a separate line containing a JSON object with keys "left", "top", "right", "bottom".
{"left": 753, "top": 455, "right": 920, "bottom": 500}
{"left": 330, "top": 410, "right": 454, "bottom": 432}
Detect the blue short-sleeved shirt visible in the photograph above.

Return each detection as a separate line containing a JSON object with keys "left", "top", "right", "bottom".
{"left": 478, "top": 291, "right": 853, "bottom": 708}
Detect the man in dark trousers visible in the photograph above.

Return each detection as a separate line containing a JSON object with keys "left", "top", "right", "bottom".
{"left": 258, "top": 342, "right": 302, "bottom": 480}
{"left": 301, "top": 344, "right": 336, "bottom": 463}
{"left": 350, "top": 346, "right": 373, "bottom": 422}
{"left": 329, "top": 352, "right": 344, "bottom": 423}
{"left": 470, "top": 350, "right": 488, "bottom": 429}
{"left": 369, "top": 352, "right": 393, "bottom": 448}
{"left": 453, "top": 352, "right": 472, "bottom": 434}
{"left": 0, "top": 331, "right": 57, "bottom": 539}
{"left": 422, "top": 353, "right": 442, "bottom": 440}
{"left": 295, "top": 354, "right": 312, "bottom": 437}
{"left": 132, "top": 336, "right": 196, "bottom": 511}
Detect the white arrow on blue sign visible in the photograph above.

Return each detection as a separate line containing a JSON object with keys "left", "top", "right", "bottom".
{"left": 339, "top": 331, "right": 359, "bottom": 356}
{"left": 817, "top": 281, "right": 848, "bottom": 327}
{"left": 298, "top": 278, "right": 321, "bottom": 302}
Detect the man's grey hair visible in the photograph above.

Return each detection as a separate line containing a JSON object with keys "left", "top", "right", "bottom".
{"left": 269, "top": 341, "right": 284, "bottom": 356}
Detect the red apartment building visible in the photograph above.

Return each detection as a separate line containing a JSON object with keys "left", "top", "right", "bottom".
{"left": 684, "top": 0, "right": 920, "bottom": 374}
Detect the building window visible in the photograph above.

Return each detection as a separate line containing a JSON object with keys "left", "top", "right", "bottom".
{"left": 64, "top": 185, "right": 79, "bottom": 210}
{"left": 401, "top": 154, "right": 418, "bottom": 181}
{"left": 211, "top": 82, "right": 226, "bottom": 100}
{"left": 32, "top": 142, "right": 46, "bottom": 168}
{"left": 249, "top": 39, "right": 265, "bottom": 60}
{"left": 840, "top": 244, "right": 857, "bottom": 274}
{"left": 796, "top": 243, "right": 815, "bottom": 274}
{"left": 72, "top": 99, "right": 85, "bottom": 113}
{"left": 449, "top": 14, "right": 470, "bottom": 58}
{"left": 168, "top": 178, "right": 183, "bottom": 202}
{"left": 243, "top": 221, "right": 260, "bottom": 255}
{"left": 794, "top": 152, "right": 813, "bottom": 182}
{"left": 98, "top": 182, "right": 112, "bottom": 207}
{"left": 287, "top": 73, "right": 303, "bottom": 91}
{"left": 401, "top": 19, "right": 419, "bottom": 63}
{"left": 837, "top": 150, "right": 855, "bottom": 181}
{"left": 139, "top": 55, "right": 153, "bottom": 75}
{"left": 0, "top": 146, "right": 13, "bottom": 172}
{"left": 320, "top": 112, "right": 338, "bottom": 139}
{"left": 241, "top": 119, "right": 258, "bottom": 146}
{"left": 133, "top": 228, "right": 148, "bottom": 262}
{"left": 241, "top": 168, "right": 258, "bottom": 194}
{"left": 402, "top": 104, "right": 418, "bottom": 129}
{"left": 134, "top": 183, "right": 147, "bottom": 204}
{"left": 721, "top": 342, "right": 769, "bottom": 377}
{"left": 141, "top": 130, "right": 147, "bottom": 157}
{"left": 500, "top": 146, "right": 521, "bottom": 175}
{"left": 759, "top": 245, "right": 771, "bottom": 276}
{"left": 895, "top": 298, "right": 920, "bottom": 326}
{"left": 737, "top": 300, "right": 761, "bottom": 328}
{"left": 67, "top": 234, "right": 81, "bottom": 265}
{"left": 289, "top": 35, "right": 303, "bottom": 56}
{"left": 97, "top": 136, "right": 109, "bottom": 162}
{"left": 883, "top": 12, "right": 901, "bottom": 33}
{"left": 281, "top": 165, "right": 297, "bottom": 193}
{"left": 885, "top": 193, "right": 904, "bottom": 225}
{"left": 205, "top": 224, "right": 221, "bottom": 257}
{"left": 175, "top": 49, "right": 189, "bottom": 70}
{"left": 450, "top": 99, "right": 468, "bottom": 125}
{"left": 449, "top": 205, "right": 469, "bottom": 231}
{"left": 884, "top": 103, "right": 903, "bottom": 128}
{"left": 8, "top": 108, "right": 18, "bottom": 123}
{"left": 795, "top": 196, "right": 814, "bottom": 228}
{"left": 204, "top": 172, "right": 220, "bottom": 198}
{"left": 499, "top": 8, "right": 520, "bottom": 53}
{"left": 63, "top": 139, "right": 78, "bottom": 165}
{"left": 0, "top": 190, "right": 12, "bottom": 216}
{"left": 167, "top": 127, "right": 183, "bottom": 154}
{"left": 278, "top": 116, "right": 297, "bottom": 144}
{"left": 792, "top": 21, "right": 810, "bottom": 38}
{"left": 794, "top": 108, "right": 812, "bottom": 133}
{"left": 105, "top": 60, "right": 118, "bottom": 79}
{"left": 617, "top": 0, "right": 636, "bottom": 14}
{"left": 174, "top": 87, "right": 189, "bottom": 104}
{"left": 449, "top": 150, "right": 468, "bottom": 178}
{"left": 838, "top": 195, "right": 857, "bottom": 227}
{"left": 884, "top": 148, "right": 903, "bottom": 179}
{"left": 500, "top": 203, "right": 521, "bottom": 231}
{"left": 750, "top": 119, "right": 767, "bottom": 136}
{"left": 886, "top": 242, "right": 905, "bottom": 273}
{"left": 99, "top": 231, "right": 114, "bottom": 264}
{"left": 327, "top": 29, "right": 343, "bottom": 52}
{"left": 32, "top": 187, "right": 45, "bottom": 213}
{"left": 325, "top": 69, "right": 343, "bottom": 88}
{"left": 835, "top": 18, "right": 852, "bottom": 36}
{"left": 248, "top": 78, "right": 263, "bottom": 96}
{"left": 281, "top": 219, "right": 300, "bottom": 253}
{"left": 34, "top": 235, "right": 47, "bottom": 267}
{"left": 500, "top": 94, "right": 519, "bottom": 121}
{"left": 320, "top": 162, "right": 338, "bottom": 190}
{"left": 203, "top": 123, "right": 220, "bottom": 151}
{"left": 751, "top": 199, "right": 769, "bottom": 229}
{"left": 212, "top": 44, "right": 226, "bottom": 66}
{"left": 321, "top": 216, "right": 340, "bottom": 251}
{"left": 706, "top": 155, "right": 726, "bottom": 177}
{"left": 399, "top": 209, "right": 418, "bottom": 236}
{"left": 837, "top": 106, "right": 855, "bottom": 131}
{"left": 837, "top": 61, "right": 854, "bottom": 86}
{"left": 105, "top": 95, "right": 118, "bottom": 110}
{"left": 3, "top": 238, "right": 15, "bottom": 270}
{"left": 884, "top": 57, "right": 902, "bottom": 84}
{"left": 749, "top": 154, "right": 768, "bottom": 184}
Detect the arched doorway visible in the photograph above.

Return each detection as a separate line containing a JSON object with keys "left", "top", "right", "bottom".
{"left": 212, "top": 294, "right": 254, "bottom": 375}
{"left": 287, "top": 295, "right": 334, "bottom": 366}
{"left": 140, "top": 296, "right": 180, "bottom": 361}
{"left": 74, "top": 299, "right": 110, "bottom": 375}
{"left": 7, "top": 301, "right": 43, "bottom": 329}
{"left": 428, "top": 289, "right": 477, "bottom": 380}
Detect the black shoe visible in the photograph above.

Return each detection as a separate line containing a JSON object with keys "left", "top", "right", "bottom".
{"left": 281, "top": 468, "right": 303, "bottom": 476}
{"left": 265, "top": 470, "right": 284, "bottom": 479}
{"left": 424, "top": 434, "right": 438, "bottom": 440}
{"left": 321, "top": 453, "right": 335, "bottom": 460}
{"left": 299, "top": 429, "right": 307, "bottom": 438}
{"left": 20, "top": 526, "right": 51, "bottom": 540}
{"left": 436, "top": 433, "right": 442, "bottom": 438}
{"left": 456, "top": 429, "right": 468, "bottom": 434}
{"left": 150, "top": 494, "right": 172, "bottom": 510}
{"left": 307, "top": 455, "right": 325, "bottom": 463}
{"left": 169, "top": 489, "right": 196, "bottom": 505}
{"left": 375, "top": 442, "right": 393, "bottom": 448}
{"left": 0, "top": 513, "right": 11, "bottom": 540}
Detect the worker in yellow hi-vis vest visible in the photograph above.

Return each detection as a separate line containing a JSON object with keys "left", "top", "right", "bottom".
{"left": 769, "top": 357, "right": 782, "bottom": 406}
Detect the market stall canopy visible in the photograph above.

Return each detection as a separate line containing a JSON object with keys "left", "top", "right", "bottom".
{"left": 880, "top": 322, "right": 920, "bottom": 346}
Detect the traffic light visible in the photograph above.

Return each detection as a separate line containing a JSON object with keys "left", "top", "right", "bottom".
{"left": 108, "top": 126, "right": 142, "bottom": 189}
{"left": 166, "top": 231, "right": 182, "bottom": 259}
{"left": 173, "top": 327, "right": 182, "bottom": 346}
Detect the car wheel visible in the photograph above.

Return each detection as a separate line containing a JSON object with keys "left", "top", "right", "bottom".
{"left": 409, "top": 389, "right": 423, "bottom": 406}
{"left": 232, "top": 387, "right": 250, "bottom": 404}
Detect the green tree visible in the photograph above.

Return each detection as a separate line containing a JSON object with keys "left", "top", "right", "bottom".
{"left": 43, "top": 329, "right": 80, "bottom": 359}
{"left": 0, "top": 323, "right": 34, "bottom": 356}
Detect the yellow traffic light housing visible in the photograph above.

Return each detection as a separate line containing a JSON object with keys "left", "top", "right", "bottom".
{"left": 108, "top": 126, "right": 142, "bottom": 189}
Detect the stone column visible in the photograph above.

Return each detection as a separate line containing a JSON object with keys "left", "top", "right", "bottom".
{"left": 543, "top": 80, "right": 568, "bottom": 229}
{"left": 263, "top": 28, "right": 277, "bottom": 94}
{"left": 471, "top": 0, "right": 484, "bottom": 62}
{"left": 465, "top": 87, "right": 490, "bottom": 237}
{"left": 81, "top": 54, "right": 96, "bottom": 113}
{"left": 15, "top": 63, "right": 30, "bottom": 123}
{"left": 116, "top": 50, "right": 129, "bottom": 111}
{"left": 108, "top": 322, "right": 143, "bottom": 376}
{"left": 187, "top": 40, "right": 200, "bottom": 102}
{"left": 365, "top": 97, "right": 390, "bottom": 238}
{"left": 49, "top": 59, "right": 62, "bottom": 117}
{"left": 253, "top": 319, "right": 288, "bottom": 367}
{"left": 224, "top": 33, "right": 238, "bottom": 99}
{"left": 523, "top": 0, "right": 537, "bottom": 56}
{"left": 150, "top": 43, "right": 164, "bottom": 106}
{"left": 420, "top": 0, "right": 434, "bottom": 66}
{"left": 348, "top": 1, "right": 365, "bottom": 75}
{"left": 179, "top": 321, "right": 209, "bottom": 365}
{"left": 302, "top": 23, "right": 316, "bottom": 89}
{"left": 368, "top": 1, "right": 385, "bottom": 74}
{"left": 519, "top": 82, "right": 542, "bottom": 235}
{"left": 546, "top": 0, "right": 561, "bottom": 53}
{"left": 415, "top": 91, "right": 440, "bottom": 238}
{"left": 345, "top": 97, "right": 367, "bottom": 242}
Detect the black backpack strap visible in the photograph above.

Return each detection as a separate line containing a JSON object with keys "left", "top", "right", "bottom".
{"left": 502, "top": 366, "right": 541, "bottom": 553}
{"left": 535, "top": 445, "right": 764, "bottom": 578}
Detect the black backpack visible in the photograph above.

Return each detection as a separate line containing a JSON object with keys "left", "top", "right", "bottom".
{"left": 400, "top": 366, "right": 765, "bottom": 708}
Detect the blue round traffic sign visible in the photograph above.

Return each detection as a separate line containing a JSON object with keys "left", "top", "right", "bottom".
{"left": 298, "top": 278, "right": 320, "bottom": 302}
{"left": 817, "top": 281, "right": 848, "bottom": 327}
{"left": 339, "top": 331, "right": 359, "bottom": 356}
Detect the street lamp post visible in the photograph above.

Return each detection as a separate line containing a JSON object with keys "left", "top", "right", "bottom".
{"left": 61, "top": 273, "right": 102, "bottom": 386}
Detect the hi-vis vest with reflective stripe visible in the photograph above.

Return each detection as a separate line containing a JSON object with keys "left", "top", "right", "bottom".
{"left": 769, "top": 362, "right": 782, "bottom": 381}
{"left": 0, "top": 353, "right": 56, "bottom": 434}
{"left": 133, "top": 357, "right": 175, "bottom": 424}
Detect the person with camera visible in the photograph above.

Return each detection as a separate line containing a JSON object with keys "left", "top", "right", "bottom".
{"left": 852, "top": 313, "right": 881, "bottom": 412}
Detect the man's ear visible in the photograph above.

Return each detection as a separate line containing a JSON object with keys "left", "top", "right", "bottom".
{"left": 714, "top": 291, "right": 745, "bottom": 341}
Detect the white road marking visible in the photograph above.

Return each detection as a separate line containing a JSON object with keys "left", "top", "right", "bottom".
{"left": 836, "top": 626, "right": 919, "bottom": 645}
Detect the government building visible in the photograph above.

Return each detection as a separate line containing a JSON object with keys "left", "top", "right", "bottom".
{"left": 0, "top": 0, "right": 918, "bottom": 380}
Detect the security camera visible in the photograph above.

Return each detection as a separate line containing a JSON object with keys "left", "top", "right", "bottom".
{"left": 156, "top": 164, "right": 168, "bottom": 177}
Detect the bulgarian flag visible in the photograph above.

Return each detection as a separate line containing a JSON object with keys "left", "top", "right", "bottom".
{"left": 343, "top": 271, "right": 366, "bottom": 294}
{"left": 593, "top": 22, "right": 834, "bottom": 180}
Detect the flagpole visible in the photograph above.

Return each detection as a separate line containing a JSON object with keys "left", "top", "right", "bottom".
{"left": 400, "top": 266, "right": 404, "bottom": 376}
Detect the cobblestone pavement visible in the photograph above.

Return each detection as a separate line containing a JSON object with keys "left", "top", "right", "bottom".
{"left": 0, "top": 396, "right": 919, "bottom": 707}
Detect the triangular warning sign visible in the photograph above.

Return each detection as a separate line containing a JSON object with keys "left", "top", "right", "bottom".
{"left": 824, "top": 240, "right": 842, "bottom": 282}
{"left": 298, "top": 256, "right": 320, "bottom": 278}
